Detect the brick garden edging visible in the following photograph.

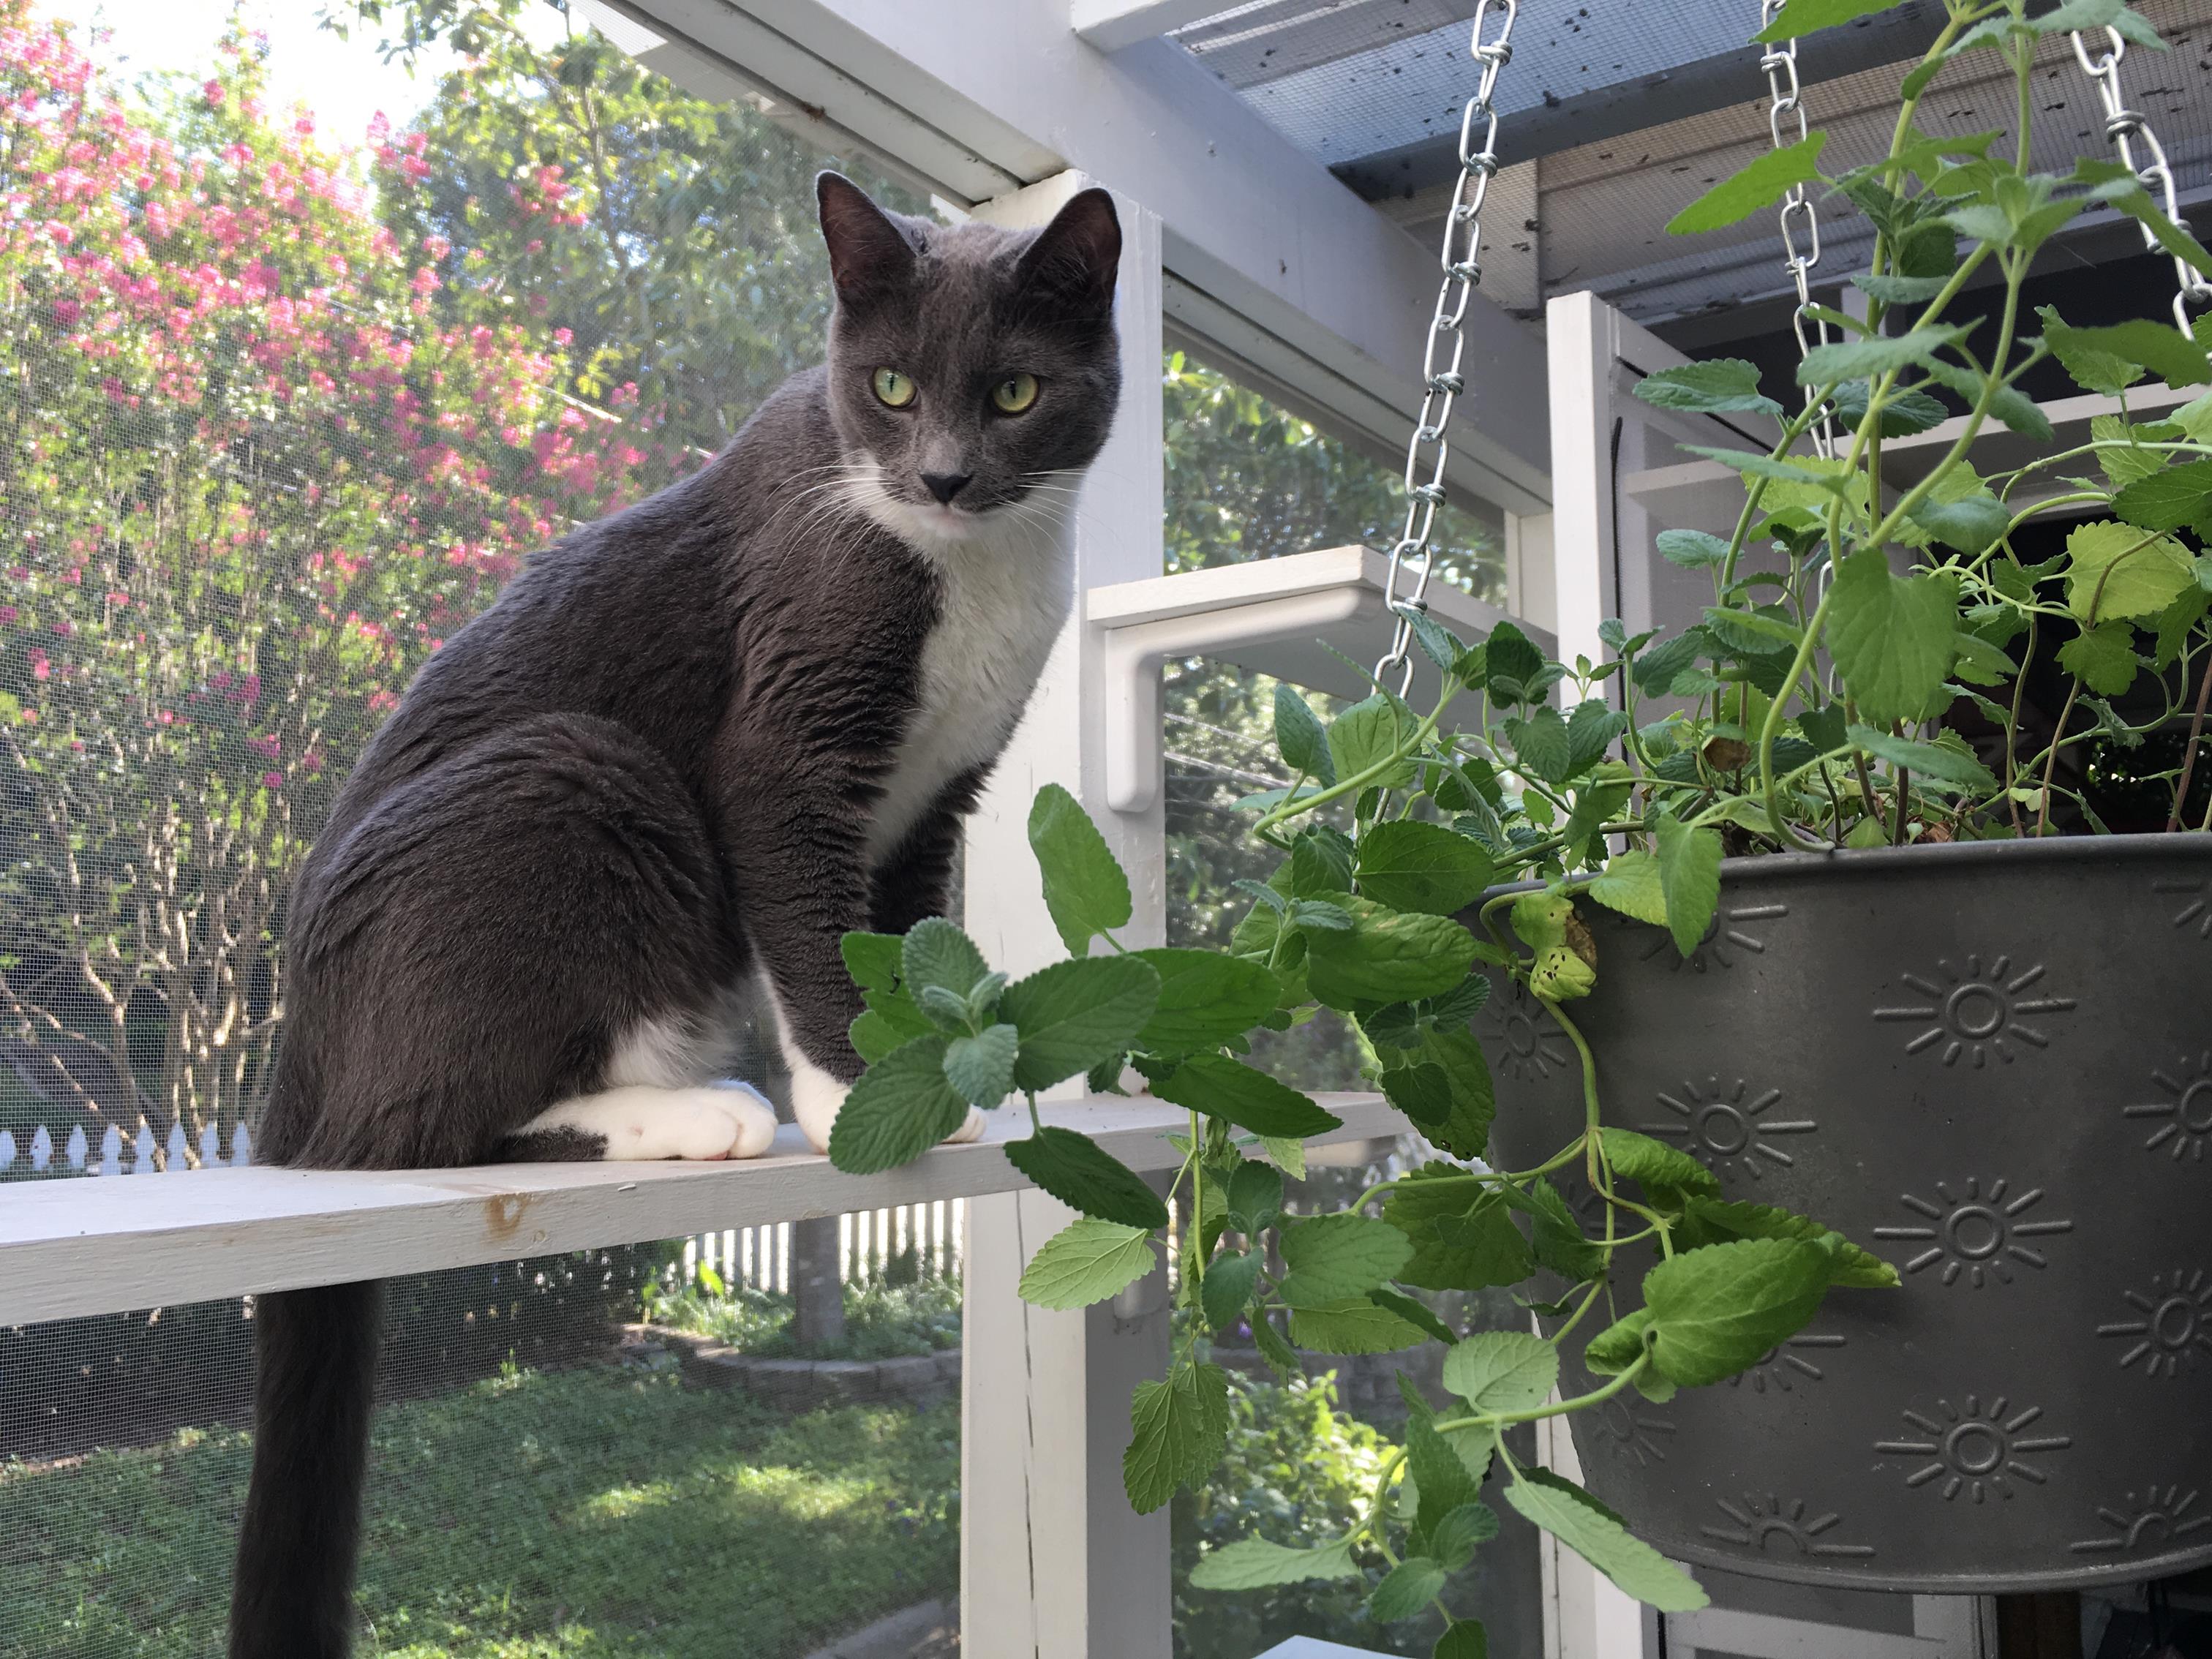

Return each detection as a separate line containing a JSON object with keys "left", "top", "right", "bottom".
{"left": 622, "top": 1323, "right": 960, "bottom": 1410}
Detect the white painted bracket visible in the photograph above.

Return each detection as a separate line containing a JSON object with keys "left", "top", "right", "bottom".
{"left": 1086, "top": 544, "right": 1557, "bottom": 814}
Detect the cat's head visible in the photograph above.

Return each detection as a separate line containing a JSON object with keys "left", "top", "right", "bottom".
{"left": 816, "top": 173, "right": 1122, "bottom": 547}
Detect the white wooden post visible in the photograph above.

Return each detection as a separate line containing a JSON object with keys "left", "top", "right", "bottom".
{"left": 959, "top": 170, "right": 1173, "bottom": 1658}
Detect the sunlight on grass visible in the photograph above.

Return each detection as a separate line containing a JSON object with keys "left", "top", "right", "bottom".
{"left": 1, "top": 1365, "right": 958, "bottom": 1659}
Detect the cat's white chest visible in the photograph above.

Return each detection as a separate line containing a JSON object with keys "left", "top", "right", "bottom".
{"left": 865, "top": 514, "right": 1072, "bottom": 863}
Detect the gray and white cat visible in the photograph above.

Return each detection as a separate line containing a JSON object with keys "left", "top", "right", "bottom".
{"left": 227, "top": 175, "right": 1123, "bottom": 1659}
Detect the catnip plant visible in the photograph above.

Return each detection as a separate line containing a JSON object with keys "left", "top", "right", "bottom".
{"left": 828, "top": 0, "right": 2212, "bottom": 1649}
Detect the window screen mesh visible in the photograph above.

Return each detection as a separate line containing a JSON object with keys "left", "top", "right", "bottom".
{"left": 0, "top": 4, "right": 952, "bottom": 1655}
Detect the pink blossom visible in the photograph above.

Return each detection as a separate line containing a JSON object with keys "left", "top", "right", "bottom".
{"left": 261, "top": 770, "right": 282, "bottom": 789}
{"left": 203, "top": 78, "right": 224, "bottom": 105}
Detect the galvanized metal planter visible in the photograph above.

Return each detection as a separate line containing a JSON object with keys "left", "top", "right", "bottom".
{"left": 1479, "top": 835, "right": 2212, "bottom": 1594}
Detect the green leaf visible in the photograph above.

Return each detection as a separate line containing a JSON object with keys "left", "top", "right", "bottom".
{"left": 2113, "top": 458, "right": 2212, "bottom": 534}
{"left": 2031, "top": 0, "right": 2167, "bottom": 48}
{"left": 1000, "top": 955, "right": 1162, "bottom": 1091}
{"left": 1027, "top": 783, "right": 1134, "bottom": 955}
{"left": 1848, "top": 271, "right": 1952, "bottom": 304}
{"left": 1633, "top": 358, "right": 1781, "bottom": 416}
{"left": 1643, "top": 1238, "right": 1832, "bottom": 1386}
{"left": 1227, "top": 1159, "right": 1285, "bottom": 1234}
{"left": 827, "top": 1037, "right": 971, "bottom": 1174}
{"left": 1122, "top": 1362, "right": 1229, "bottom": 1513}
{"left": 1129, "top": 949, "right": 1279, "bottom": 1053}
{"left": 1355, "top": 820, "right": 1495, "bottom": 915}
{"left": 1504, "top": 1178, "right": 1609, "bottom": 1282}
{"left": 2042, "top": 309, "right": 2210, "bottom": 391}
{"left": 1482, "top": 622, "right": 1546, "bottom": 695}
{"left": 1588, "top": 850, "right": 1670, "bottom": 928}
{"left": 1907, "top": 490, "right": 2010, "bottom": 555}
{"left": 1503, "top": 706, "right": 1573, "bottom": 783}
{"left": 1274, "top": 682, "right": 1336, "bottom": 785}
{"left": 1653, "top": 812, "right": 1723, "bottom": 960}
{"left": 1666, "top": 134, "right": 1826, "bottom": 235}
{"left": 1018, "top": 1217, "right": 1157, "bottom": 1309}
{"left": 1289, "top": 1297, "right": 1429, "bottom": 1354}
{"left": 1436, "top": 1620, "right": 1492, "bottom": 1659}
{"left": 1655, "top": 528, "right": 1731, "bottom": 569}
{"left": 2058, "top": 621, "right": 2142, "bottom": 697}
{"left": 1834, "top": 379, "right": 1951, "bottom": 437}
{"left": 1387, "top": 1173, "right": 1534, "bottom": 1291}
{"left": 1442, "top": 1331, "right": 1560, "bottom": 1416}
{"left": 1919, "top": 358, "right": 2053, "bottom": 440}
{"left": 1584, "top": 1309, "right": 1655, "bottom": 1377}
{"left": 1329, "top": 694, "right": 1420, "bottom": 789}
{"left": 1845, "top": 724, "right": 1999, "bottom": 793}
{"left": 1411, "top": 1026, "right": 1499, "bottom": 1157}
{"left": 943, "top": 1022, "right": 1020, "bottom": 1107}
{"left": 1427, "top": 1503, "right": 1501, "bottom": 1573}
{"left": 1402, "top": 606, "right": 1470, "bottom": 675}
{"left": 1753, "top": 0, "right": 1907, "bottom": 39}
{"left": 1151, "top": 1053, "right": 1342, "bottom": 1138}
{"left": 1305, "top": 897, "right": 1478, "bottom": 1008}
{"left": 840, "top": 931, "right": 906, "bottom": 992}
{"left": 1405, "top": 1399, "right": 1483, "bottom": 1536}
{"left": 1674, "top": 1197, "right": 1900, "bottom": 1289}
{"left": 1201, "top": 1248, "right": 1264, "bottom": 1333}
{"left": 901, "top": 917, "right": 990, "bottom": 1001}
{"left": 1007, "top": 1127, "right": 1170, "bottom": 1229}
{"left": 1370, "top": 1558, "right": 1450, "bottom": 1622}
{"left": 1290, "top": 827, "right": 1355, "bottom": 898}
{"left": 1600, "top": 1126, "right": 1722, "bottom": 1199}
{"left": 1380, "top": 1061, "right": 1455, "bottom": 1129}
{"left": 1825, "top": 548, "right": 1960, "bottom": 725}
{"left": 1189, "top": 1535, "right": 1361, "bottom": 1591}
{"left": 1565, "top": 701, "right": 1629, "bottom": 775}
{"left": 1505, "top": 1471, "right": 1709, "bottom": 1611}
{"left": 1278, "top": 1213, "right": 1416, "bottom": 1309}
{"left": 2064, "top": 521, "right": 2197, "bottom": 622}
{"left": 1370, "top": 1286, "right": 1459, "bottom": 1347}
{"left": 1795, "top": 323, "right": 1968, "bottom": 385}
{"left": 1681, "top": 444, "right": 1844, "bottom": 489}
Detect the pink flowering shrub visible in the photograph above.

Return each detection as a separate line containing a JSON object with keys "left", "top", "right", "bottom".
{"left": 0, "top": 5, "right": 674, "bottom": 1154}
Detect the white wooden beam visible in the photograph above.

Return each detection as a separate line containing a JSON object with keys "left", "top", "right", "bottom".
{"left": 0, "top": 1094, "right": 1400, "bottom": 1328}
{"left": 619, "top": 0, "right": 1552, "bottom": 516}
{"left": 1085, "top": 545, "right": 1556, "bottom": 812}
{"left": 959, "top": 173, "right": 1175, "bottom": 1659}
{"left": 1071, "top": 0, "right": 1224, "bottom": 55}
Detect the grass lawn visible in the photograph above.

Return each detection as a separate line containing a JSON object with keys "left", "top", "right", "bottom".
{"left": 1, "top": 1362, "right": 960, "bottom": 1659}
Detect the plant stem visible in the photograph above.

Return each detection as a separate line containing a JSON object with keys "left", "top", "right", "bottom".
{"left": 2170, "top": 641, "right": 2212, "bottom": 833}
{"left": 2036, "top": 674, "right": 2083, "bottom": 837}
{"left": 1756, "top": 585, "right": 1838, "bottom": 851}
{"left": 1433, "top": 1353, "right": 1651, "bottom": 1435}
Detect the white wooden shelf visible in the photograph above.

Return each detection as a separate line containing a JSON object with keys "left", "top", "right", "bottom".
{"left": 1086, "top": 545, "right": 1555, "bottom": 812}
{"left": 0, "top": 1093, "right": 1400, "bottom": 1327}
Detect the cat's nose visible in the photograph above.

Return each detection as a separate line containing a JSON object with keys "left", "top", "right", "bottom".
{"left": 920, "top": 471, "right": 973, "bottom": 505}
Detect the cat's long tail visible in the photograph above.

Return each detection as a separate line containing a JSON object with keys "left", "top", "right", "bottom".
{"left": 228, "top": 1279, "right": 383, "bottom": 1659}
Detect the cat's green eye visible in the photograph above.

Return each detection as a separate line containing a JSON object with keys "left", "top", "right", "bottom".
{"left": 990, "top": 372, "right": 1039, "bottom": 415}
{"left": 872, "top": 368, "right": 917, "bottom": 409}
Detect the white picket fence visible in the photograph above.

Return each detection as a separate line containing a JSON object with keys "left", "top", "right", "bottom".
{"left": 680, "top": 1198, "right": 966, "bottom": 1294}
{"left": 0, "top": 1120, "right": 252, "bottom": 1177}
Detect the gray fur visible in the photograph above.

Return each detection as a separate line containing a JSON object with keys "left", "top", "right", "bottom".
{"left": 228, "top": 176, "right": 1123, "bottom": 1659}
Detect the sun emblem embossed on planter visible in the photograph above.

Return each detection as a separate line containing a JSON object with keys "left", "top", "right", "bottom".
{"left": 2098, "top": 1269, "right": 2212, "bottom": 1378}
{"left": 2155, "top": 876, "right": 2211, "bottom": 941}
{"left": 1873, "top": 955, "right": 2076, "bottom": 1066}
{"left": 1873, "top": 1176, "right": 2073, "bottom": 1288}
{"left": 1637, "top": 902, "right": 1788, "bottom": 971}
{"left": 2123, "top": 1052, "right": 2212, "bottom": 1162}
{"left": 1641, "top": 1076, "right": 1816, "bottom": 1181}
{"left": 2069, "top": 1485, "right": 2212, "bottom": 1554}
{"left": 1726, "top": 1332, "right": 1846, "bottom": 1392}
{"left": 1478, "top": 979, "right": 1573, "bottom": 1086}
{"left": 1582, "top": 1395, "right": 1675, "bottom": 1467}
{"left": 1701, "top": 1494, "right": 1876, "bottom": 1557}
{"left": 1876, "top": 1395, "right": 2072, "bottom": 1502}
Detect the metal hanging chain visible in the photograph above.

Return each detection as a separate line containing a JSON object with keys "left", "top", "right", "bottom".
{"left": 1760, "top": 0, "right": 1837, "bottom": 459}
{"left": 2070, "top": 25, "right": 2212, "bottom": 332}
{"left": 1374, "top": 0, "right": 1519, "bottom": 697}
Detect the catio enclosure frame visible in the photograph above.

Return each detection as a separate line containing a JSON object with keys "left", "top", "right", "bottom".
{"left": 16, "top": 0, "right": 2192, "bottom": 1652}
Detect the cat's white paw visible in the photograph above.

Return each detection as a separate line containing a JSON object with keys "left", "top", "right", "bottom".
{"left": 517, "top": 1085, "right": 777, "bottom": 1162}
{"left": 790, "top": 1063, "right": 849, "bottom": 1154}
{"left": 944, "top": 1106, "right": 988, "bottom": 1145}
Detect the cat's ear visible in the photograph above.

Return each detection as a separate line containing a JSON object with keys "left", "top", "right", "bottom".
{"left": 817, "top": 172, "right": 917, "bottom": 304}
{"left": 1014, "top": 187, "right": 1121, "bottom": 315}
